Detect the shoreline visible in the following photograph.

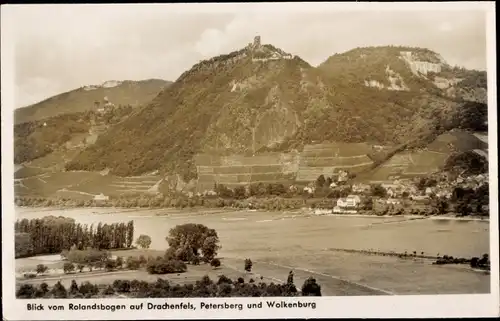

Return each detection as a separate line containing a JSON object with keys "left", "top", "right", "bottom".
{"left": 15, "top": 205, "right": 490, "bottom": 222}
{"left": 322, "top": 213, "right": 489, "bottom": 222}
{"left": 16, "top": 249, "right": 489, "bottom": 281}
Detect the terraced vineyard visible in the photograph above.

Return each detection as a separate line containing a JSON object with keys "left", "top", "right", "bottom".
{"left": 14, "top": 170, "right": 163, "bottom": 199}
{"left": 194, "top": 143, "right": 376, "bottom": 190}
{"left": 108, "top": 175, "right": 162, "bottom": 194}
{"left": 15, "top": 131, "right": 488, "bottom": 198}
{"left": 195, "top": 153, "right": 297, "bottom": 191}
{"left": 296, "top": 143, "right": 374, "bottom": 182}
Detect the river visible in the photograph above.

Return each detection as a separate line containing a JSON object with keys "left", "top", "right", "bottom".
{"left": 15, "top": 207, "right": 489, "bottom": 258}
{"left": 14, "top": 207, "right": 491, "bottom": 294}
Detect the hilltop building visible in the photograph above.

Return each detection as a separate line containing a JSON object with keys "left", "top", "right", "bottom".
{"left": 248, "top": 36, "right": 262, "bottom": 50}
{"left": 253, "top": 35, "right": 261, "bottom": 48}
{"left": 94, "top": 193, "right": 109, "bottom": 201}
{"left": 247, "top": 35, "right": 293, "bottom": 61}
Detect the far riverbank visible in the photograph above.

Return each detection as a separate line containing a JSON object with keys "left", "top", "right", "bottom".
{"left": 13, "top": 205, "right": 490, "bottom": 222}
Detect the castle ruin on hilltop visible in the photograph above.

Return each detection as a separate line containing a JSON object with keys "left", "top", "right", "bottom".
{"left": 247, "top": 35, "right": 293, "bottom": 61}
{"left": 248, "top": 35, "right": 261, "bottom": 50}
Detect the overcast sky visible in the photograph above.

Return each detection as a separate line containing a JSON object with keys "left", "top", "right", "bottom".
{"left": 8, "top": 3, "right": 490, "bottom": 108}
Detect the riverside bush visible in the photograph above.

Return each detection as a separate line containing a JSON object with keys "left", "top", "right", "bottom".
{"left": 146, "top": 258, "right": 187, "bottom": 274}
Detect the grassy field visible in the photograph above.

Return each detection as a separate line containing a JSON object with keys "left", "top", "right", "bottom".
{"left": 15, "top": 249, "right": 164, "bottom": 273}
{"left": 16, "top": 256, "right": 388, "bottom": 296}
{"left": 17, "top": 260, "right": 255, "bottom": 289}
{"left": 16, "top": 249, "right": 489, "bottom": 296}
{"left": 427, "top": 130, "right": 487, "bottom": 154}
{"left": 251, "top": 251, "right": 490, "bottom": 295}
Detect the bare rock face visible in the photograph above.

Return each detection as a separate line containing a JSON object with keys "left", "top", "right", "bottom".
{"left": 254, "top": 104, "right": 299, "bottom": 151}
{"left": 400, "top": 51, "right": 443, "bottom": 76}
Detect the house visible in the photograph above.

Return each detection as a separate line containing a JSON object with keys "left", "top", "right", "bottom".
{"left": 329, "top": 182, "right": 338, "bottom": 188}
{"left": 386, "top": 198, "right": 401, "bottom": 205}
{"left": 352, "top": 183, "right": 370, "bottom": 193}
{"left": 303, "top": 186, "right": 315, "bottom": 194}
{"left": 337, "top": 170, "right": 349, "bottom": 182}
{"left": 386, "top": 188, "right": 396, "bottom": 198}
{"left": 425, "top": 187, "right": 434, "bottom": 196}
{"left": 94, "top": 193, "right": 109, "bottom": 201}
{"left": 337, "top": 195, "right": 361, "bottom": 208}
{"left": 203, "top": 190, "right": 217, "bottom": 196}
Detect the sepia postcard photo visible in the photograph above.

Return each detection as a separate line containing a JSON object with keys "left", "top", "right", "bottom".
{"left": 1, "top": 2, "right": 498, "bottom": 319}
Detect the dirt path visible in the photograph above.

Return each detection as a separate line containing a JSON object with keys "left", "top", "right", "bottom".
{"left": 18, "top": 269, "right": 138, "bottom": 283}
{"left": 19, "top": 257, "right": 392, "bottom": 296}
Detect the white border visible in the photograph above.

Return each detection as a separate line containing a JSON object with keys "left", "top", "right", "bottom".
{"left": 1, "top": 2, "right": 499, "bottom": 320}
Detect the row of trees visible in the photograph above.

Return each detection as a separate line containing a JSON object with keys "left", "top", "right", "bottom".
{"left": 433, "top": 253, "right": 490, "bottom": 270}
{"left": 15, "top": 189, "right": 350, "bottom": 209}
{"left": 214, "top": 183, "right": 289, "bottom": 199}
{"left": 17, "top": 273, "right": 322, "bottom": 299}
{"left": 13, "top": 195, "right": 306, "bottom": 212}
{"left": 215, "top": 179, "right": 357, "bottom": 200}
{"left": 14, "top": 216, "right": 134, "bottom": 258}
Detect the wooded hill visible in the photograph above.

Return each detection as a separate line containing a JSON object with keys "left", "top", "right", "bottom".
{"left": 15, "top": 79, "right": 170, "bottom": 124}
{"left": 63, "top": 43, "right": 488, "bottom": 180}
{"left": 14, "top": 41, "right": 488, "bottom": 188}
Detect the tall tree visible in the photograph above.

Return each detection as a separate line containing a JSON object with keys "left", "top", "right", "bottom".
{"left": 316, "top": 175, "right": 326, "bottom": 188}
{"left": 126, "top": 221, "right": 134, "bottom": 248}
